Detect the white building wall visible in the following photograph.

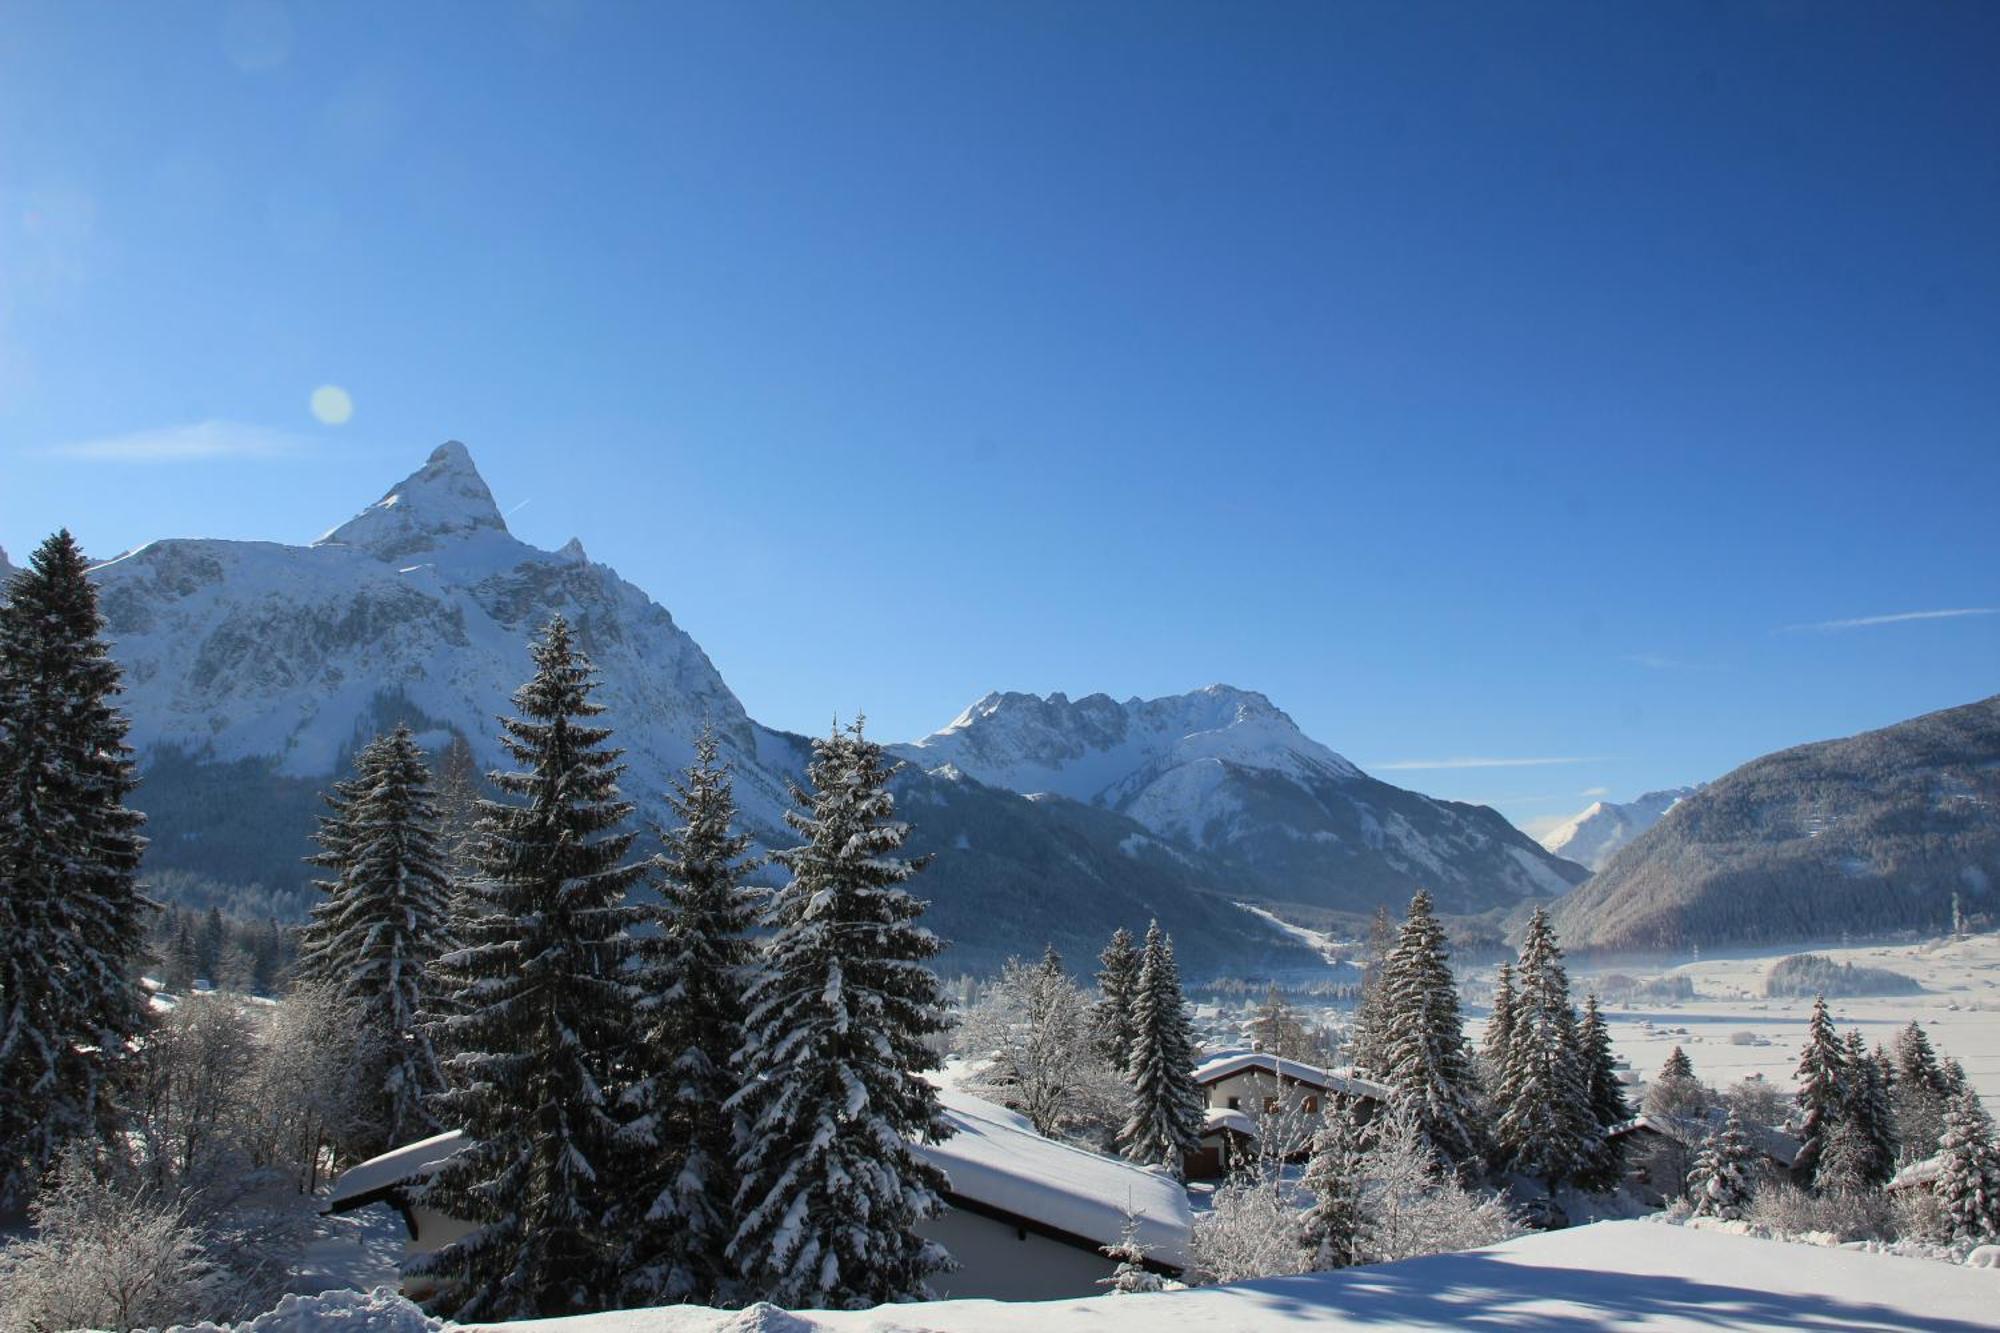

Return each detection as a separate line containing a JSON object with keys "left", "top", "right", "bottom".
{"left": 917, "top": 1207, "right": 1121, "bottom": 1301}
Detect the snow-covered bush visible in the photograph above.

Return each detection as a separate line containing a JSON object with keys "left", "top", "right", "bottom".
{"left": 1893, "top": 1187, "right": 1951, "bottom": 1245}
{"left": 1358, "top": 1103, "right": 1520, "bottom": 1263}
{"left": 1747, "top": 1181, "right": 1893, "bottom": 1242}
{"left": 240, "top": 981, "right": 379, "bottom": 1193}
{"left": 1686, "top": 1110, "right": 1757, "bottom": 1220}
{"left": 1189, "top": 1173, "right": 1306, "bottom": 1282}
{"left": 1098, "top": 1210, "right": 1166, "bottom": 1293}
{"left": 0, "top": 1150, "right": 223, "bottom": 1333}
{"left": 959, "top": 948, "right": 1125, "bottom": 1144}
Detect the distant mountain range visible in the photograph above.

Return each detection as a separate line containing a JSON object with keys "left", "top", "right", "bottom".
{"left": 40, "top": 443, "right": 1593, "bottom": 973}
{"left": 1555, "top": 695, "right": 2000, "bottom": 954}
{"left": 1539, "top": 787, "right": 1698, "bottom": 873}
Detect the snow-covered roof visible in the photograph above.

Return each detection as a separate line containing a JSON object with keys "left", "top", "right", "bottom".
{"left": 1604, "top": 1113, "right": 1800, "bottom": 1169}
{"left": 1191, "top": 1050, "right": 1390, "bottom": 1101}
{"left": 325, "top": 1129, "right": 467, "bottom": 1209}
{"left": 326, "top": 1092, "right": 1191, "bottom": 1271}
{"left": 1888, "top": 1153, "right": 1942, "bottom": 1192}
{"left": 1203, "top": 1107, "right": 1259, "bottom": 1139}
{"left": 924, "top": 1088, "right": 1191, "bottom": 1269}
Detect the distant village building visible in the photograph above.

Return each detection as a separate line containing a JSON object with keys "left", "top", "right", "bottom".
{"left": 1184, "top": 1051, "right": 1390, "bottom": 1180}
{"left": 326, "top": 1088, "right": 1191, "bottom": 1304}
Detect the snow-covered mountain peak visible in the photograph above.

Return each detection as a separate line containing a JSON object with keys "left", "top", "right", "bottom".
{"left": 897, "top": 683, "right": 1584, "bottom": 905}
{"left": 314, "top": 440, "right": 508, "bottom": 559}
{"left": 903, "top": 684, "right": 1360, "bottom": 807}
{"left": 1540, "top": 786, "right": 1697, "bottom": 873}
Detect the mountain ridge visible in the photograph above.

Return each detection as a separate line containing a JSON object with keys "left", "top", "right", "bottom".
{"left": 1554, "top": 695, "right": 2000, "bottom": 953}
{"left": 897, "top": 684, "right": 1589, "bottom": 917}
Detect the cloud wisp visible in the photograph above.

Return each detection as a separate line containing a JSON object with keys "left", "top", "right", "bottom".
{"left": 1782, "top": 607, "right": 1998, "bottom": 633}
{"left": 43, "top": 420, "right": 309, "bottom": 464}
{"left": 1369, "top": 755, "right": 1605, "bottom": 771}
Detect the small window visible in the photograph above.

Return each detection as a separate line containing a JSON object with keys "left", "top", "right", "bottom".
{"left": 1264, "top": 1098, "right": 1279, "bottom": 1115}
{"left": 1303, "top": 1096, "right": 1318, "bottom": 1113}
{"left": 1226, "top": 1096, "right": 1240, "bottom": 1110}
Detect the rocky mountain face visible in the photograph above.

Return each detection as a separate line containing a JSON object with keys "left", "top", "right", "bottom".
{"left": 899, "top": 687, "right": 1590, "bottom": 920}
{"left": 1539, "top": 787, "right": 1698, "bottom": 873}
{"left": 80, "top": 444, "right": 1305, "bottom": 975}
{"left": 1555, "top": 695, "right": 2000, "bottom": 954}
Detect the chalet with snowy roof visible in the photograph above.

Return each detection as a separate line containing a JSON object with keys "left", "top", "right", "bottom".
{"left": 1185, "top": 1050, "right": 1390, "bottom": 1179}
{"left": 1605, "top": 1112, "right": 1800, "bottom": 1204}
{"left": 326, "top": 1088, "right": 1190, "bottom": 1304}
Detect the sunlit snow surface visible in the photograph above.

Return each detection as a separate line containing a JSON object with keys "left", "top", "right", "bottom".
{"left": 452, "top": 1221, "right": 1995, "bottom": 1331}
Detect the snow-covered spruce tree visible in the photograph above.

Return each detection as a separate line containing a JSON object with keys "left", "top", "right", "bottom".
{"left": 1344, "top": 904, "right": 1396, "bottom": 1077}
{"left": 1117, "top": 920, "right": 1205, "bottom": 1176}
{"left": 411, "top": 617, "right": 645, "bottom": 1321}
{"left": 1686, "top": 1108, "right": 1757, "bottom": 1220}
{"left": 1097, "top": 1210, "right": 1165, "bottom": 1294}
{"left": 1493, "top": 908, "right": 1592, "bottom": 1193}
{"left": 299, "top": 758, "right": 369, "bottom": 988}
{"left": 1891, "top": 1021, "right": 1952, "bottom": 1163}
{"left": 1790, "top": 994, "right": 1848, "bottom": 1190}
{"left": 0, "top": 531, "right": 150, "bottom": 1208}
{"left": 727, "top": 718, "right": 955, "bottom": 1309}
{"left": 1374, "top": 891, "right": 1483, "bottom": 1171}
{"left": 1481, "top": 961, "right": 1517, "bottom": 1084}
{"left": 1933, "top": 1087, "right": 2000, "bottom": 1242}
{"left": 1575, "top": 993, "right": 1632, "bottom": 1192}
{"left": 1301, "top": 1097, "right": 1366, "bottom": 1270}
{"left": 1094, "top": 926, "right": 1142, "bottom": 1071}
{"left": 295, "top": 724, "right": 452, "bottom": 1156}
{"left": 619, "top": 725, "right": 761, "bottom": 1308}
{"left": 1839, "top": 1029, "right": 1896, "bottom": 1187}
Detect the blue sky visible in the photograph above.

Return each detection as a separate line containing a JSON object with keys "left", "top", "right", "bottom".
{"left": 4, "top": 2, "right": 1997, "bottom": 835}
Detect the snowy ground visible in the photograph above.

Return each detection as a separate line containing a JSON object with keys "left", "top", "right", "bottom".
{"left": 458, "top": 1220, "right": 1996, "bottom": 1331}
{"left": 1545, "top": 933, "right": 2000, "bottom": 1116}
{"left": 290, "top": 1200, "right": 408, "bottom": 1296}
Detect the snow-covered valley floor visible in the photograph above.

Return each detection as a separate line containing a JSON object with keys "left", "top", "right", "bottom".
{"left": 457, "top": 1220, "right": 1994, "bottom": 1332}
{"left": 1561, "top": 932, "right": 2000, "bottom": 1116}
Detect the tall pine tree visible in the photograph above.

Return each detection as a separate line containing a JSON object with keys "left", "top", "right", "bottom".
{"left": 1374, "top": 890, "right": 1483, "bottom": 1170}
{"left": 1839, "top": 1029, "right": 1897, "bottom": 1187}
{"left": 0, "top": 531, "right": 150, "bottom": 1207}
{"left": 297, "top": 724, "right": 453, "bottom": 1155}
{"left": 1344, "top": 904, "right": 1396, "bottom": 1076}
{"left": 621, "top": 725, "right": 761, "bottom": 1307}
{"left": 1116, "top": 920, "right": 1205, "bottom": 1176}
{"left": 1575, "top": 993, "right": 1632, "bottom": 1191}
{"left": 728, "top": 719, "right": 955, "bottom": 1309}
{"left": 1493, "top": 908, "right": 1592, "bottom": 1192}
{"left": 1481, "top": 961, "right": 1517, "bottom": 1082}
{"left": 1301, "top": 1097, "right": 1366, "bottom": 1270}
{"left": 412, "top": 617, "right": 644, "bottom": 1320}
{"left": 1790, "top": 995, "right": 1848, "bottom": 1190}
{"left": 1093, "top": 926, "right": 1142, "bottom": 1071}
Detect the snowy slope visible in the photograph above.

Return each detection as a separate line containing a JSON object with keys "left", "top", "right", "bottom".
{"left": 457, "top": 1219, "right": 1996, "bottom": 1331}
{"left": 899, "top": 688, "right": 1589, "bottom": 917}
{"left": 1541, "top": 787, "right": 1697, "bottom": 873}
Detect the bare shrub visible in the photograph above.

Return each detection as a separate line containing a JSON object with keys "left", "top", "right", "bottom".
{"left": 0, "top": 1150, "right": 222, "bottom": 1333}
{"left": 1747, "top": 1182, "right": 1893, "bottom": 1242}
